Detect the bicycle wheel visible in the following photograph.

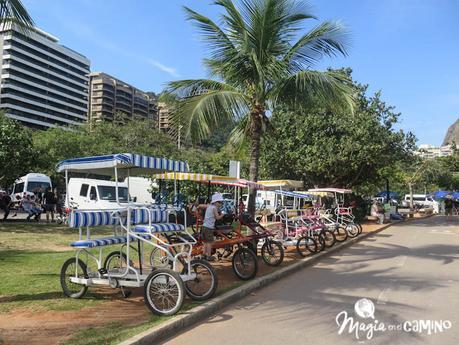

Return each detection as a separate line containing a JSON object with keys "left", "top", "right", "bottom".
{"left": 144, "top": 268, "right": 185, "bottom": 316}
{"left": 296, "top": 236, "right": 317, "bottom": 256}
{"left": 321, "top": 229, "right": 336, "bottom": 248}
{"left": 261, "top": 240, "right": 284, "bottom": 267}
{"left": 334, "top": 225, "right": 348, "bottom": 242}
{"left": 346, "top": 224, "right": 360, "bottom": 238}
{"left": 181, "top": 259, "right": 218, "bottom": 301}
{"left": 104, "top": 251, "right": 131, "bottom": 271}
{"left": 314, "top": 234, "right": 325, "bottom": 251}
{"left": 149, "top": 246, "right": 172, "bottom": 269}
{"left": 60, "top": 257, "right": 88, "bottom": 298}
{"left": 356, "top": 223, "right": 363, "bottom": 234}
{"left": 232, "top": 247, "right": 258, "bottom": 280}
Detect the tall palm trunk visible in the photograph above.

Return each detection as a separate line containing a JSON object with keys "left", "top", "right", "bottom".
{"left": 247, "top": 107, "right": 263, "bottom": 216}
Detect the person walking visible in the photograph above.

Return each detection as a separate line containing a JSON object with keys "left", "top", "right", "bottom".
{"left": 0, "top": 191, "right": 12, "bottom": 221}
{"left": 43, "top": 187, "right": 56, "bottom": 223}
{"left": 371, "top": 200, "right": 385, "bottom": 224}
{"left": 444, "top": 195, "right": 453, "bottom": 217}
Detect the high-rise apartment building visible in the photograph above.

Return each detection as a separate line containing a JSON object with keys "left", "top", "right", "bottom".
{"left": 158, "top": 101, "right": 172, "bottom": 132}
{"left": 0, "top": 24, "right": 90, "bottom": 129}
{"left": 88, "top": 72, "right": 157, "bottom": 123}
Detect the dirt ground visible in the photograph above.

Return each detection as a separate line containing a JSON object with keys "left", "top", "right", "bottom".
{"left": 0, "top": 221, "right": 389, "bottom": 345}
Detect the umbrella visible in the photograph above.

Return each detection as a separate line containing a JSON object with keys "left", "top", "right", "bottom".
{"left": 375, "top": 191, "right": 399, "bottom": 199}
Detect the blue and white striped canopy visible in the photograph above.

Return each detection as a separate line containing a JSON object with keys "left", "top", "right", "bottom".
{"left": 274, "top": 190, "right": 312, "bottom": 199}
{"left": 57, "top": 153, "right": 189, "bottom": 176}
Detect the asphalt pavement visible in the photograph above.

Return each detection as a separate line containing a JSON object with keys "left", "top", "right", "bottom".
{"left": 163, "top": 216, "right": 459, "bottom": 345}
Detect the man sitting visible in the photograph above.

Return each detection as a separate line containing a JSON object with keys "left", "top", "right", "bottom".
{"left": 370, "top": 200, "right": 385, "bottom": 224}
{"left": 21, "top": 195, "right": 42, "bottom": 221}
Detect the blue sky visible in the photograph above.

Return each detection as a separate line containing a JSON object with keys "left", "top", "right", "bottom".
{"left": 22, "top": 0, "right": 459, "bottom": 145}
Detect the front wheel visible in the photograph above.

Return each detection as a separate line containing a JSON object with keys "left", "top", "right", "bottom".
{"left": 296, "top": 236, "right": 317, "bottom": 256}
{"left": 334, "top": 226, "right": 348, "bottom": 242}
{"left": 321, "top": 230, "right": 336, "bottom": 248}
{"left": 232, "top": 247, "right": 258, "bottom": 280}
{"left": 261, "top": 240, "right": 284, "bottom": 266}
{"left": 149, "top": 246, "right": 173, "bottom": 269}
{"left": 346, "top": 224, "right": 360, "bottom": 238}
{"left": 60, "top": 258, "right": 88, "bottom": 298}
{"left": 181, "top": 259, "right": 218, "bottom": 301}
{"left": 144, "top": 268, "right": 185, "bottom": 316}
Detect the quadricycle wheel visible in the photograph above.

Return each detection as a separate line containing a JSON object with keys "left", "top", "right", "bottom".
{"left": 232, "top": 247, "right": 258, "bottom": 280}
{"left": 60, "top": 258, "right": 89, "bottom": 299}
{"left": 296, "top": 236, "right": 317, "bottom": 256}
{"left": 181, "top": 259, "right": 218, "bottom": 301}
{"left": 144, "top": 268, "right": 185, "bottom": 316}
{"left": 261, "top": 240, "right": 284, "bottom": 266}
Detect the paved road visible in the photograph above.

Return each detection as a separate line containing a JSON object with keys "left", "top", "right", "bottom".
{"left": 163, "top": 216, "right": 459, "bottom": 345}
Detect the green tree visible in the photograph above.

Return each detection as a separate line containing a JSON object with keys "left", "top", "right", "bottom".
{"left": 0, "top": 114, "right": 37, "bottom": 188}
{"left": 260, "top": 72, "right": 415, "bottom": 192}
{"left": 167, "top": 0, "right": 353, "bottom": 214}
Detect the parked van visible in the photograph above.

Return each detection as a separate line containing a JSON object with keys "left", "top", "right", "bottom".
{"left": 11, "top": 173, "right": 52, "bottom": 204}
{"left": 67, "top": 178, "right": 129, "bottom": 210}
{"left": 124, "top": 177, "right": 156, "bottom": 204}
{"left": 403, "top": 194, "right": 439, "bottom": 213}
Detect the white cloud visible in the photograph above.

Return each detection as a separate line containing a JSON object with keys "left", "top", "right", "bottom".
{"left": 147, "top": 59, "right": 181, "bottom": 78}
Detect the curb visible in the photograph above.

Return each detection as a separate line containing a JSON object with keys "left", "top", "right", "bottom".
{"left": 119, "top": 220, "right": 403, "bottom": 345}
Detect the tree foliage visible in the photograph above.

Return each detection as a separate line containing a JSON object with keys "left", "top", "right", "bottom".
{"left": 166, "top": 0, "right": 354, "bottom": 214}
{"left": 260, "top": 70, "right": 416, "bottom": 193}
{"left": 0, "top": 114, "right": 37, "bottom": 188}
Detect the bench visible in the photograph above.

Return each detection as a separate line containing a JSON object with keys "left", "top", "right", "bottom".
{"left": 68, "top": 209, "right": 183, "bottom": 249}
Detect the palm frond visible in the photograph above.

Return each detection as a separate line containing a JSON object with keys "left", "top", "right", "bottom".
{"left": 273, "top": 69, "right": 355, "bottom": 112}
{"left": 0, "top": 0, "right": 34, "bottom": 31}
{"left": 284, "top": 21, "right": 349, "bottom": 71}
{"left": 167, "top": 79, "right": 249, "bottom": 143}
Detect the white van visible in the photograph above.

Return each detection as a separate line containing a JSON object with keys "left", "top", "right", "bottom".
{"left": 403, "top": 194, "right": 439, "bottom": 213}
{"left": 67, "top": 178, "right": 129, "bottom": 210}
{"left": 124, "top": 177, "right": 156, "bottom": 204}
{"left": 11, "top": 173, "right": 52, "bottom": 203}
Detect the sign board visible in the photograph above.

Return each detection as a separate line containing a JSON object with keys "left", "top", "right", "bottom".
{"left": 229, "top": 160, "right": 240, "bottom": 179}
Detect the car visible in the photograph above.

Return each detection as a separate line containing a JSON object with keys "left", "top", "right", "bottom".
{"left": 402, "top": 194, "right": 439, "bottom": 213}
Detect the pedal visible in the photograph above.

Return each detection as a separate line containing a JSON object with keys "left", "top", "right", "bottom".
{"left": 98, "top": 268, "right": 108, "bottom": 275}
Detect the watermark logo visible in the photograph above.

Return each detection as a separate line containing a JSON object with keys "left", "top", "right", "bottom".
{"left": 336, "top": 298, "right": 452, "bottom": 340}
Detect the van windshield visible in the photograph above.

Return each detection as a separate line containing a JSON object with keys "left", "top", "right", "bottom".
{"left": 27, "top": 181, "right": 51, "bottom": 192}
{"left": 97, "top": 186, "right": 128, "bottom": 202}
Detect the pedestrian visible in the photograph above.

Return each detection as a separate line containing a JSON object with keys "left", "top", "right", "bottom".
{"left": 370, "top": 200, "right": 385, "bottom": 224}
{"left": 202, "top": 193, "right": 225, "bottom": 261}
{"left": 0, "top": 191, "right": 12, "bottom": 220}
{"left": 43, "top": 187, "right": 56, "bottom": 223}
{"left": 444, "top": 196, "right": 453, "bottom": 217}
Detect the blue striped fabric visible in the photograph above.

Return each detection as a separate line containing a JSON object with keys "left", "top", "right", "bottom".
{"left": 57, "top": 153, "right": 189, "bottom": 173}
{"left": 134, "top": 223, "right": 185, "bottom": 233}
{"left": 131, "top": 209, "right": 168, "bottom": 224}
{"left": 69, "top": 211, "right": 118, "bottom": 228}
{"left": 70, "top": 234, "right": 152, "bottom": 248}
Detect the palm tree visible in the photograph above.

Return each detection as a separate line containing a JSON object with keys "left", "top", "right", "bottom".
{"left": 168, "top": 0, "right": 354, "bottom": 214}
{"left": 0, "top": 0, "right": 34, "bottom": 29}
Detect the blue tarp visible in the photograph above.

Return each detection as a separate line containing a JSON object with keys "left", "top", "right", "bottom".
{"left": 428, "top": 190, "right": 453, "bottom": 200}
{"left": 274, "top": 190, "right": 313, "bottom": 199}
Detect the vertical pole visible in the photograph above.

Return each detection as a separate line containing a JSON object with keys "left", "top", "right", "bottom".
{"left": 115, "top": 166, "right": 119, "bottom": 204}
{"left": 386, "top": 179, "right": 390, "bottom": 204}
{"left": 65, "top": 170, "right": 69, "bottom": 207}
{"left": 409, "top": 182, "right": 414, "bottom": 210}
{"left": 127, "top": 169, "right": 130, "bottom": 204}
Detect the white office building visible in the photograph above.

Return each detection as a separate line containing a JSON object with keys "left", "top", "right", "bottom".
{"left": 415, "top": 144, "right": 453, "bottom": 158}
{"left": 0, "top": 24, "right": 90, "bottom": 129}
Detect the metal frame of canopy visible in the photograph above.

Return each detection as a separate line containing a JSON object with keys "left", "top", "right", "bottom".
{"left": 307, "top": 188, "right": 353, "bottom": 206}
{"left": 153, "top": 172, "right": 265, "bottom": 207}
{"left": 257, "top": 180, "right": 304, "bottom": 210}
{"left": 57, "top": 153, "right": 189, "bottom": 207}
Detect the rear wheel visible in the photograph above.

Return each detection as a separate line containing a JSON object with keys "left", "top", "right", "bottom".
{"left": 346, "top": 224, "right": 360, "bottom": 238}
{"left": 334, "top": 226, "right": 348, "bottom": 242}
{"left": 149, "top": 246, "right": 172, "bottom": 269}
{"left": 296, "top": 236, "right": 317, "bottom": 256}
{"left": 181, "top": 259, "right": 218, "bottom": 301}
{"left": 60, "top": 258, "right": 88, "bottom": 298}
{"left": 261, "top": 240, "right": 284, "bottom": 266}
{"left": 144, "top": 268, "right": 185, "bottom": 316}
{"left": 321, "top": 230, "right": 336, "bottom": 248}
{"left": 232, "top": 247, "right": 258, "bottom": 280}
